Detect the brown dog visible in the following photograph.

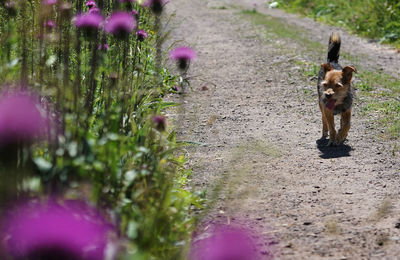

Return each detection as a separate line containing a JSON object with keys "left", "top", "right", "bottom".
{"left": 318, "top": 33, "right": 357, "bottom": 146}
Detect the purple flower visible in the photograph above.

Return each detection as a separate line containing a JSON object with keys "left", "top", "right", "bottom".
{"left": 5, "top": 1, "right": 15, "bottom": 8}
{"left": 44, "top": 20, "right": 55, "bottom": 29}
{"left": 152, "top": 115, "right": 166, "bottom": 131}
{"left": 143, "top": 0, "right": 168, "bottom": 15}
{"left": 42, "top": 0, "right": 57, "bottom": 5}
{"left": 0, "top": 91, "right": 46, "bottom": 146}
{"left": 190, "top": 225, "right": 260, "bottom": 260}
{"left": 130, "top": 9, "right": 139, "bottom": 20}
{"left": 88, "top": 7, "right": 101, "bottom": 14}
{"left": 169, "top": 46, "right": 196, "bottom": 71}
{"left": 74, "top": 12, "right": 103, "bottom": 32}
{"left": 85, "top": 0, "right": 97, "bottom": 9}
{"left": 104, "top": 12, "right": 137, "bottom": 38}
{"left": 136, "top": 29, "right": 148, "bottom": 41}
{"left": 171, "top": 85, "right": 179, "bottom": 92}
{"left": 0, "top": 199, "right": 115, "bottom": 260}
{"left": 98, "top": 43, "right": 109, "bottom": 51}
{"left": 5, "top": 1, "right": 16, "bottom": 16}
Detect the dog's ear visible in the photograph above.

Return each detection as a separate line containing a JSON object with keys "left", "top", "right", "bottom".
{"left": 321, "top": 63, "right": 333, "bottom": 73}
{"left": 342, "top": 66, "right": 357, "bottom": 84}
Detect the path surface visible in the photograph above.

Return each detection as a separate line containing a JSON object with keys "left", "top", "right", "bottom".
{"left": 165, "top": 1, "right": 400, "bottom": 258}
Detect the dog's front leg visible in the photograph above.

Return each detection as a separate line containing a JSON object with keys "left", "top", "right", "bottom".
{"left": 324, "top": 109, "right": 336, "bottom": 146}
{"left": 336, "top": 109, "right": 351, "bottom": 144}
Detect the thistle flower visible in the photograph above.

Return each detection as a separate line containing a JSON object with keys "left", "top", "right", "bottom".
{"left": 44, "top": 20, "right": 55, "bottom": 30}
{"left": 98, "top": 43, "right": 109, "bottom": 51}
{"left": 136, "top": 29, "right": 148, "bottom": 41}
{"left": 5, "top": 1, "right": 16, "bottom": 16}
{"left": 74, "top": 12, "right": 103, "bottom": 36}
{"left": 42, "top": 0, "right": 57, "bottom": 5}
{"left": 143, "top": 0, "right": 168, "bottom": 15}
{"left": 190, "top": 225, "right": 260, "bottom": 260}
{"left": 169, "top": 46, "right": 196, "bottom": 71}
{"left": 131, "top": 9, "right": 139, "bottom": 20}
{"left": 0, "top": 91, "right": 46, "bottom": 147}
{"left": 152, "top": 115, "right": 166, "bottom": 132}
{"left": 88, "top": 7, "right": 101, "bottom": 14}
{"left": 104, "top": 12, "right": 136, "bottom": 38}
{"left": 0, "top": 199, "right": 115, "bottom": 260}
{"left": 85, "top": 0, "right": 97, "bottom": 9}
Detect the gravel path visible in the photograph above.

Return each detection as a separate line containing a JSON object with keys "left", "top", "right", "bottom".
{"left": 165, "top": 1, "right": 400, "bottom": 258}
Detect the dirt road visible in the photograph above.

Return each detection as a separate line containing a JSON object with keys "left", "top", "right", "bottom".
{"left": 165, "top": 0, "right": 400, "bottom": 258}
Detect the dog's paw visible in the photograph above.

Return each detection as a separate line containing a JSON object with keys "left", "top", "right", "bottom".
{"left": 327, "top": 139, "right": 336, "bottom": 146}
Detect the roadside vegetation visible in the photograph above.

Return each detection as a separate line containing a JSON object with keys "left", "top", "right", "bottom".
{"left": 0, "top": 0, "right": 201, "bottom": 259}
{"left": 276, "top": 0, "right": 400, "bottom": 48}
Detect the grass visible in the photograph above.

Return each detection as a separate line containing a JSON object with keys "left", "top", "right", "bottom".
{"left": 276, "top": 0, "right": 400, "bottom": 48}
{"left": 240, "top": 8, "right": 400, "bottom": 140}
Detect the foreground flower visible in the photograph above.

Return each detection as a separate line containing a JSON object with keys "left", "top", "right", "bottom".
{"left": 136, "top": 29, "right": 148, "bottom": 41}
{"left": 74, "top": 12, "right": 103, "bottom": 32}
{"left": 143, "top": 0, "right": 168, "bottom": 15}
{"left": 152, "top": 115, "right": 166, "bottom": 131}
{"left": 0, "top": 199, "right": 115, "bottom": 260}
{"left": 0, "top": 91, "right": 46, "bottom": 147}
{"left": 190, "top": 225, "right": 260, "bottom": 260}
{"left": 104, "top": 12, "right": 136, "bottom": 38}
{"left": 169, "top": 46, "right": 196, "bottom": 71}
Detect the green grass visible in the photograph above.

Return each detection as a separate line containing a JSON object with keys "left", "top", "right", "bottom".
{"left": 276, "top": 0, "right": 400, "bottom": 48}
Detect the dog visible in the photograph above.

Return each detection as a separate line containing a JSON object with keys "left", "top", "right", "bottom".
{"left": 318, "top": 32, "right": 357, "bottom": 146}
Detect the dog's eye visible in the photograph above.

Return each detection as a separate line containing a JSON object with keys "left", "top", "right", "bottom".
{"left": 321, "top": 82, "right": 328, "bottom": 88}
{"left": 336, "top": 83, "right": 344, "bottom": 88}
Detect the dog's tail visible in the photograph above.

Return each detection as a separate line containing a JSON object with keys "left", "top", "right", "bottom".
{"left": 327, "top": 32, "right": 341, "bottom": 63}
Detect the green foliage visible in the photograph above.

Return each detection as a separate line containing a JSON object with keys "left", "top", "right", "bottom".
{"left": 277, "top": 0, "right": 400, "bottom": 47}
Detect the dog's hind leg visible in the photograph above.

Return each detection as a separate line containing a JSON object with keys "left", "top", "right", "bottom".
{"left": 336, "top": 109, "right": 351, "bottom": 144}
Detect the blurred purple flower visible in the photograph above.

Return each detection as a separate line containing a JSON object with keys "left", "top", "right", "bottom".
{"left": 0, "top": 199, "right": 115, "bottom": 260}
{"left": 0, "top": 91, "right": 47, "bottom": 146}
{"left": 44, "top": 20, "right": 55, "bottom": 29}
{"left": 190, "top": 225, "right": 260, "bottom": 260}
{"left": 131, "top": 9, "right": 139, "bottom": 20}
{"left": 74, "top": 12, "right": 103, "bottom": 31}
{"left": 98, "top": 43, "right": 109, "bottom": 51}
{"left": 5, "top": 1, "right": 15, "bottom": 8}
{"left": 143, "top": 0, "right": 168, "bottom": 15}
{"left": 152, "top": 115, "right": 166, "bottom": 131}
{"left": 5, "top": 1, "right": 16, "bottom": 16}
{"left": 171, "top": 85, "right": 179, "bottom": 92}
{"left": 136, "top": 29, "right": 148, "bottom": 41}
{"left": 104, "top": 12, "right": 136, "bottom": 38}
{"left": 169, "top": 46, "right": 196, "bottom": 71}
{"left": 88, "top": 6, "right": 101, "bottom": 14}
{"left": 85, "top": 0, "right": 97, "bottom": 9}
{"left": 42, "top": 0, "right": 57, "bottom": 5}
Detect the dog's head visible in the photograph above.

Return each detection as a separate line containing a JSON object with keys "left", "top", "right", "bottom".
{"left": 320, "top": 63, "right": 356, "bottom": 110}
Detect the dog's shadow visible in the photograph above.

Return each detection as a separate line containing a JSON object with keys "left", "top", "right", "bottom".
{"left": 316, "top": 137, "right": 353, "bottom": 159}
